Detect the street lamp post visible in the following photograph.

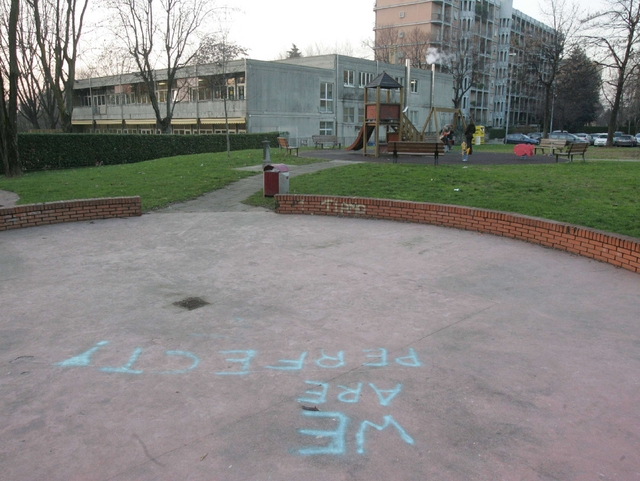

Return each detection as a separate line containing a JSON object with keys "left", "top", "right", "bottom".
{"left": 505, "top": 52, "right": 517, "bottom": 138}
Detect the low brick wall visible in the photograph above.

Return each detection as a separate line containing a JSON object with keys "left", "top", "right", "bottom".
{"left": 0, "top": 197, "right": 142, "bottom": 231}
{"left": 276, "top": 194, "right": 640, "bottom": 275}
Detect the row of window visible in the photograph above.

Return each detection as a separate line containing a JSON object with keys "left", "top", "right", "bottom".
{"left": 81, "top": 86, "right": 246, "bottom": 107}
{"left": 342, "top": 70, "right": 419, "bottom": 93}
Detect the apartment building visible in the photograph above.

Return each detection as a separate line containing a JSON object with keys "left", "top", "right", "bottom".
{"left": 374, "top": 0, "right": 554, "bottom": 128}
{"left": 71, "top": 55, "right": 454, "bottom": 146}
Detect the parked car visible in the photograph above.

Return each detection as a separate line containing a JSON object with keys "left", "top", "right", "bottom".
{"left": 527, "top": 132, "right": 543, "bottom": 141}
{"left": 593, "top": 134, "right": 608, "bottom": 146}
{"left": 635, "top": 133, "right": 640, "bottom": 145}
{"left": 548, "top": 131, "right": 584, "bottom": 144}
{"left": 613, "top": 134, "right": 636, "bottom": 147}
{"left": 504, "top": 133, "right": 540, "bottom": 145}
{"left": 574, "top": 133, "right": 594, "bottom": 145}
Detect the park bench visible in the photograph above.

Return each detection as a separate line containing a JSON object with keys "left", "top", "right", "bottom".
{"left": 534, "top": 138, "right": 566, "bottom": 156}
{"left": 312, "top": 135, "right": 341, "bottom": 149}
{"left": 277, "top": 137, "right": 299, "bottom": 156}
{"left": 554, "top": 142, "right": 588, "bottom": 163}
{"left": 388, "top": 141, "right": 445, "bottom": 165}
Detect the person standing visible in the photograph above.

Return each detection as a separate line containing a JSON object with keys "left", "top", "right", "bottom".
{"left": 465, "top": 119, "right": 476, "bottom": 154}
{"left": 440, "top": 126, "right": 450, "bottom": 152}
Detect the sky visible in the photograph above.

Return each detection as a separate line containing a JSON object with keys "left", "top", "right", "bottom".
{"left": 228, "top": 0, "right": 602, "bottom": 62}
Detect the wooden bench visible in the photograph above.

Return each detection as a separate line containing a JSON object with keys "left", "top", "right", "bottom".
{"left": 388, "top": 141, "right": 445, "bottom": 165}
{"left": 534, "top": 139, "right": 566, "bottom": 155}
{"left": 277, "top": 137, "right": 299, "bottom": 156}
{"left": 554, "top": 142, "right": 588, "bottom": 162}
{"left": 312, "top": 135, "right": 341, "bottom": 149}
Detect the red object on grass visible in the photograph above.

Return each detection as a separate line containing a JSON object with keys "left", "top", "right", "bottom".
{"left": 513, "top": 144, "right": 534, "bottom": 157}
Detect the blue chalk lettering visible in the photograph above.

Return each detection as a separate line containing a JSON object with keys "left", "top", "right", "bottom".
{"left": 356, "top": 416, "right": 415, "bottom": 454}
{"left": 216, "top": 350, "right": 256, "bottom": 376}
{"left": 337, "top": 383, "right": 362, "bottom": 403}
{"left": 298, "top": 381, "right": 329, "bottom": 404}
{"left": 56, "top": 341, "right": 109, "bottom": 367}
{"left": 100, "top": 348, "right": 143, "bottom": 374}
{"left": 155, "top": 351, "right": 200, "bottom": 374}
{"left": 363, "top": 348, "right": 388, "bottom": 367}
{"left": 315, "top": 350, "right": 345, "bottom": 369}
{"left": 369, "top": 383, "right": 402, "bottom": 406}
{"left": 394, "top": 348, "right": 421, "bottom": 367}
{"left": 264, "top": 352, "right": 307, "bottom": 371}
{"left": 298, "top": 411, "right": 349, "bottom": 455}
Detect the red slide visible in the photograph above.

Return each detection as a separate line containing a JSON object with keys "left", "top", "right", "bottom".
{"left": 345, "top": 125, "right": 375, "bottom": 151}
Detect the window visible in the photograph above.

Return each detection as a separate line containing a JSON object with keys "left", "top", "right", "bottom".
{"left": 319, "top": 121, "right": 334, "bottom": 135}
{"left": 410, "top": 79, "right": 418, "bottom": 93}
{"left": 409, "top": 110, "right": 419, "bottom": 125}
{"left": 358, "top": 108, "right": 364, "bottom": 123}
{"left": 343, "top": 106, "right": 355, "bottom": 123}
{"left": 359, "top": 72, "right": 374, "bottom": 87}
{"left": 344, "top": 69, "right": 355, "bottom": 86}
{"left": 320, "top": 82, "right": 333, "bottom": 112}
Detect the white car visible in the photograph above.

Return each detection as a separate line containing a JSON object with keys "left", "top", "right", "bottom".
{"left": 593, "top": 134, "right": 608, "bottom": 146}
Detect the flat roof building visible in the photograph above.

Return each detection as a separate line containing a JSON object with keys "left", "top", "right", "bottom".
{"left": 72, "top": 55, "right": 454, "bottom": 146}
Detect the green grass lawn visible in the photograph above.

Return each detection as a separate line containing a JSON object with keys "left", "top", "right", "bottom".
{"left": 469, "top": 142, "right": 640, "bottom": 160}
{"left": 246, "top": 160, "right": 640, "bottom": 238}
{"left": 2, "top": 146, "right": 639, "bottom": 239}
{"left": 0, "top": 148, "right": 322, "bottom": 211}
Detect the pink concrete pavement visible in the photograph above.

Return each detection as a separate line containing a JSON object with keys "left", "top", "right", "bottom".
{"left": 1, "top": 210, "right": 639, "bottom": 480}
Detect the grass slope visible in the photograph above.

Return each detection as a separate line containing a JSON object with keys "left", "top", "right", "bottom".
{"left": 249, "top": 161, "right": 640, "bottom": 238}
{"left": 0, "top": 149, "right": 321, "bottom": 211}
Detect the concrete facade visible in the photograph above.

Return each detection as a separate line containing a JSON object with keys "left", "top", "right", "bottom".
{"left": 72, "top": 55, "right": 454, "bottom": 146}
{"left": 374, "top": 0, "right": 554, "bottom": 128}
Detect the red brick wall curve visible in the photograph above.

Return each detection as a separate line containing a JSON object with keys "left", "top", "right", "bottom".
{"left": 0, "top": 197, "right": 142, "bottom": 231}
{"left": 276, "top": 194, "right": 640, "bottom": 275}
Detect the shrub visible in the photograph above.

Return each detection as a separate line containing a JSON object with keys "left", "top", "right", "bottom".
{"left": 17, "top": 132, "right": 279, "bottom": 171}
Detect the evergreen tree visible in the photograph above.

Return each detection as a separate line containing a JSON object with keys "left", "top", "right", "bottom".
{"left": 554, "top": 48, "right": 601, "bottom": 131}
{"left": 287, "top": 44, "right": 302, "bottom": 58}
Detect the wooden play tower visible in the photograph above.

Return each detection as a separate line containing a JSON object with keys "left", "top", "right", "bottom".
{"left": 362, "top": 72, "right": 421, "bottom": 157}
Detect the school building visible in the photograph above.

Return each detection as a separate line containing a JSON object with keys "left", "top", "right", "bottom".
{"left": 71, "top": 54, "right": 454, "bottom": 146}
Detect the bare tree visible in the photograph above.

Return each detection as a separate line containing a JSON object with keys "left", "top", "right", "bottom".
{"left": 109, "top": 0, "right": 214, "bottom": 134}
{"left": 582, "top": 0, "right": 640, "bottom": 145}
{"left": 520, "top": 0, "right": 578, "bottom": 137}
{"left": 29, "top": 0, "right": 89, "bottom": 132}
{"left": 373, "top": 25, "right": 400, "bottom": 64}
{"left": 304, "top": 41, "right": 356, "bottom": 57}
{"left": 194, "top": 32, "right": 247, "bottom": 157}
{"left": 0, "top": 0, "right": 22, "bottom": 176}
{"left": 400, "top": 27, "right": 430, "bottom": 69}
{"left": 439, "top": 25, "right": 483, "bottom": 109}
{"left": 76, "top": 40, "right": 137, "bottom": 79}
{"left": 1, "top": 2, "right": 60, "bottom": 130}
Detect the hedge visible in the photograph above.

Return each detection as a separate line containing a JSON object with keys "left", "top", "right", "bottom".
{"left": 17, "top": 132, "right": 280, "bottom": 171}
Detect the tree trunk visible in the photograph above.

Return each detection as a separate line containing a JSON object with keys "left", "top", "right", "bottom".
{"left": 542, "top": 84, "right": 552, "bottom": 137}
{"left": 608, "top": 70, "right": 626, "bottom": 146}
{"left": 2, "top": 0, "right": 22, "bottom": 177}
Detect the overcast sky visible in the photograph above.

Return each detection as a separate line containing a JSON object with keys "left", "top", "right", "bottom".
{"left": 227, "top": 0, "right": 601, "bottom": 62}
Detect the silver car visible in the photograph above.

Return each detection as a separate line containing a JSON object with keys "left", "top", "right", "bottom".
{"left": 575, "top": 133, "right": 593, "bottom": 145}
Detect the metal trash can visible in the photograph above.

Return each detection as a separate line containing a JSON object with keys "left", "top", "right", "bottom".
{"left": 263, "top": 164, "right": 289, "bottom": 197}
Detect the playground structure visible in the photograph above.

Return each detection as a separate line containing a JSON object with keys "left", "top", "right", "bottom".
{"left": 346, "top": 72, "right": 420, "bottom": 157}
{"left": 421, "top": 107, "right": 467, "bottom": 138}
{"left": 346, "top": 72, "right": 467, "bottom": 157}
